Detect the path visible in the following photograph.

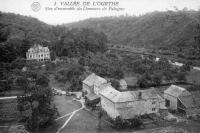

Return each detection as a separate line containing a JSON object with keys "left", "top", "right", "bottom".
{"left": 0, "top": 96, "right": 17, "bottom": 100}
{"left": 56, "top": 98, "right": 85, "bottom": 133}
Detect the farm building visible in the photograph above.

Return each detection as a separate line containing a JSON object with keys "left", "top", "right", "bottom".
{"left": 164, "top": 85, "right": 200, "bottom": 117}
{"left": 99, "top": 85, "right": 164, "bottom": 119}
{"left": 82, "top": 73, "right": 107, "bottom": 95}
{"left": 82, "top": 73, "right": 107, "bottom": 104}
{"left": 164, "top": 85, "right": 191, "bottom": 110}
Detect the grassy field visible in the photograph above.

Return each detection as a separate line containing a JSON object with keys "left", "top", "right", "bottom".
{"left": 53, "top": 95, "right": 82, "bottom": 116}
{"left": 61, "top": 109, "right": 119, "bottom": 133}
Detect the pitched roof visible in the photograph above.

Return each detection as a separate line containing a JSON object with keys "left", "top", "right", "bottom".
{"left": 83, "top": 73, "right": 96, "bottom": 86}
{"left": 83, "top": 73, "right": 107, "bottom": 87}
{"left": 179, "top": 91, "right": 200, "bottom": 108}
{"left": 164, "top": 85, "right": 191, "bottom": 97}
{"left": 100, "top": 86, "right": 159, "bottom": 103}
{"left": 28, "top": 44, "right": 49, "bottom": 53}
{"left": 85, "top": 93, "right": 100, "bottom": 101}
{"left": 94, "top": 75, "right": 107, "bottom": 87}
{"left": 99, "top": 84, "right": 122, "bottom": 103}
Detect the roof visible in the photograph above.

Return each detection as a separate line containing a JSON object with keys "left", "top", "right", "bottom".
{"left": 99, "top": 84, "right": 122, "bottom": 103}
{"left": 86, "top": 93, "right": 100, "bottom": 101}
{"left": 100, "top": 86, "right": 159, "bottom": 103}
{"left": 28, "top": 44, "right": 49, "bottom": 53}
{"left": 179, "top": 91, "right": 200, "bottom": 108}
{"left": 83, "top": 73, "right": 96, "bottom": 86}
{"left": 83, "top": 73, "right": 107, "bottom": 87}
{"left": 164, "top": 85, "right": 191, "bottom": 98}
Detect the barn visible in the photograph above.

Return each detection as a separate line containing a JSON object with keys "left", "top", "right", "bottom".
{"left": 164, "top": 85, "right": 191, "bottom": 111}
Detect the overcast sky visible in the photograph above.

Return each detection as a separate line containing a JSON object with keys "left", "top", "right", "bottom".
{"left": 0, "top": 0, "right": 200, "bottom": 25}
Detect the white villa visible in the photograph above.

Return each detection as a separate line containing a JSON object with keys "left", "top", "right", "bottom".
{"left": 26, "top": 44, "right": 50, "bottom": 62}
{"left": 99, "top": 85, "right": 164, "bottom": 119}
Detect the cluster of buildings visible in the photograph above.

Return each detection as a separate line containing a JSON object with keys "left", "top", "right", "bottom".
{"left": 83, "top": 73, "right": 200, "bottom": 120}
{"left": 83, "top": 73, "right": 166, "bottom": 119}
{"left": 26, "top": 44, "right": 50, "bottom": 62}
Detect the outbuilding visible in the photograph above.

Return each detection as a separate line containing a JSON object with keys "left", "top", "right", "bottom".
{"left": 164, "top": 85, "right": 191, "bottom": 111}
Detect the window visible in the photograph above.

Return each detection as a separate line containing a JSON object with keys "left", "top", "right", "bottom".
{"left": 152, "top": 108, "right": 156, "bottom": 111}
{"left": 165, "top": 99, "right": 170, "bottom": 107}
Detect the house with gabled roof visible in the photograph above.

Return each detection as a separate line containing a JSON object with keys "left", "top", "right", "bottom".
{"left": 164, "top": 85, "right": 191, "bottom": 110}
{"left": 82, "top": 73, "right": 107, "bottom": 103}
{"left": 99, "top": 85, "right": 164, "bottom": 119}
{"left": 164, "top": 85, "right": 200, "bottom": 117}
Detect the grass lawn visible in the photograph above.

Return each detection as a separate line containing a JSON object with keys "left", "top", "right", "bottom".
{"left": 186, "top": 69, "right": 200, "bottom": 85}
{"left": 53, "top": 95, "right": 82, "bottom": 117}
{"left": 61, "top": 109, "right": 120, "bottom": 133}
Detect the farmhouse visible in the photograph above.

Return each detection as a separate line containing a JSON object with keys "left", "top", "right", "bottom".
{"left": 26, "top": 44, "right": 50, "bottom": 62}
{"left": 164, "top": 85, "right": 200, "bottom": 117}
{"left": 82, "top": 73, "right": 107, "bottom": 102}
{"left": 99, "top": 85, "right": 163, "bottom": 119}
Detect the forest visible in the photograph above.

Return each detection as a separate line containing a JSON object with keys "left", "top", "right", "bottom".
{"left": 66, "top": 10, "right": 200, "bottom": 60}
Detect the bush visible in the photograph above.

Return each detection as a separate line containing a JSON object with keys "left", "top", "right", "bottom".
{"left": 114, "top": 116, "right": 143, "bottom": 129}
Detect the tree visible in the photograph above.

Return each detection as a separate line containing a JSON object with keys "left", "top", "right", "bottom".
{"left": 194, "top": 24, "right": 200, "bottom": 54}
{"left": 152, "top": 74, "right": 162, "bottom": 86}
{"left": 10, "top": 57, "right": 26, "bottom": 70}
{"left": 17, "top": 71, "right": 57, "bottom": 131}
{"left": 110, "top": 79, "right": 120, "bottom": 90}
{"left": 175, "top": 72, "right": 186, "bottom": 82}
{"left": 137, "top": 72, "right": 152, "bottom": 88}
{"left": 114, "top": 116, "right": 124, "bottom": 129}
{"left": 36, "top": 73, "right": 49, "bottom": 87}
{"left": 180, "top": 62, "right": 191, "bottom": 72}
{"left": 67, "top": 65, "right": 85, "bottom": 91}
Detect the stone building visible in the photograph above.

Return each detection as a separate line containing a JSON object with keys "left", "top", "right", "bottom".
{"left": 82, "top": 73, "right": 107, "bottom": 95}
{"left": 26, "top": 44, "right": 50, "bottom": 62}
{"left": 82, "top": 73, "right": 107, "bottom": 102}
{"left": 164, "top": 85, "right": 200, "bottom": 117}
{"left": 164, "top": 85, "right": 191, "bottom": 111}
{"left": 99, "top": 86, "right": 163, "bottom": 119}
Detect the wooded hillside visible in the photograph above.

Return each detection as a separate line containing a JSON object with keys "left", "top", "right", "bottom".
{"left": 65, "top": 10, "right": 200, "bottom": 57}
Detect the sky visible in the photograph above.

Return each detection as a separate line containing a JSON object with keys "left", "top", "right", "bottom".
{"left": 0, "top": 0, "right": 200, "bottom": 25}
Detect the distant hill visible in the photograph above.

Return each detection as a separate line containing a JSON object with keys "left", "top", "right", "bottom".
{"left": 1, "top": 10, "right": 200, "bottom": 61}
{"left": 64, "top": 10, "right": 200, "bottom": 55}
{"left": 0, "top": 12, "right": 56, "bottom": 44}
